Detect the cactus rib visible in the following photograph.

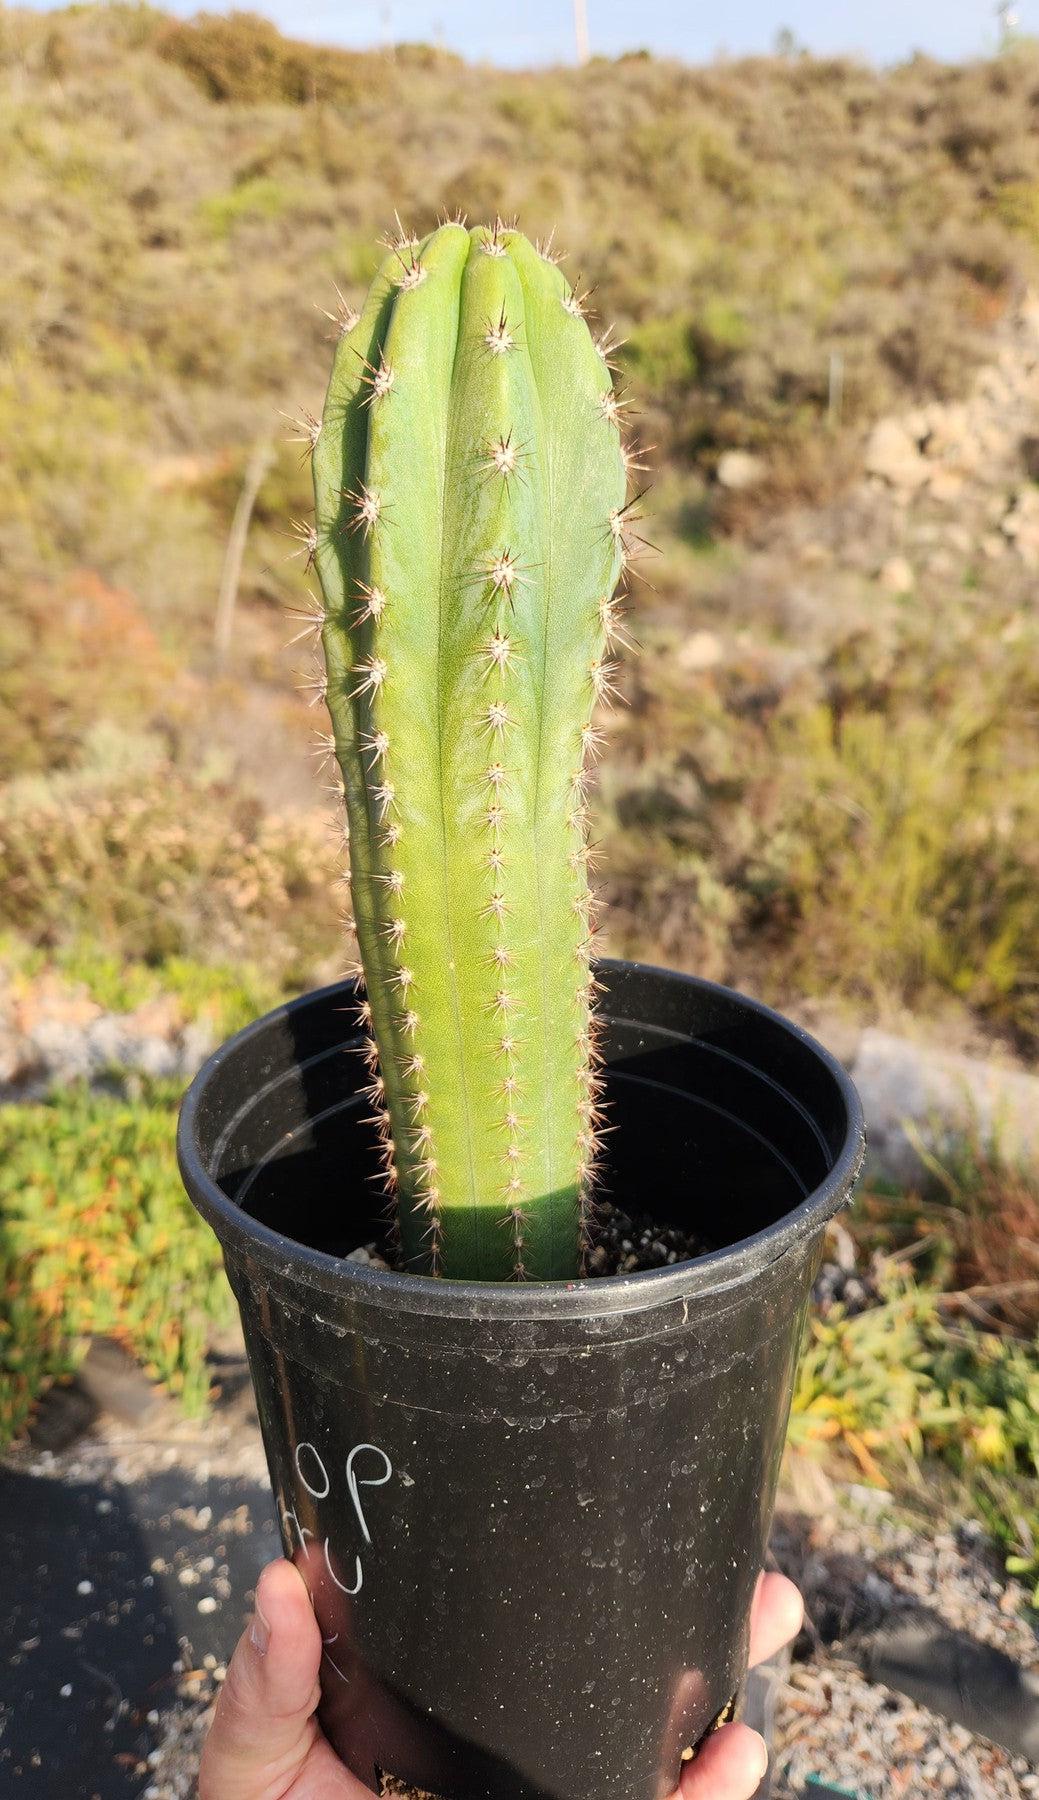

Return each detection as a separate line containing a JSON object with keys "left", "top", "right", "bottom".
{"left": 312, "top": 221, "right": 627, "bottom": 1280}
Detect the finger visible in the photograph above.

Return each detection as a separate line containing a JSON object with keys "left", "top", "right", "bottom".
{"left": 198, "top": 1558, "right": 361, "bottom": 1800}
{"left": 748, "top": 1570, "right": 803, "bottom": 1668}
{"left": 676, "top": 1721, "right": 769, "bottom": 1800}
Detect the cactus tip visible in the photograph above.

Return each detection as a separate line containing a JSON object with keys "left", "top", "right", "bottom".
{"left": 481, "top": 214, "right": 510, "bottom": 257}
{"left": 381, "top": 210, "right": 419, "bottom": 254}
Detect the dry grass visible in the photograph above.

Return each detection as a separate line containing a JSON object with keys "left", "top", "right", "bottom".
{"left": 2, "top": 6, "right": 1039, "bottom": 1045}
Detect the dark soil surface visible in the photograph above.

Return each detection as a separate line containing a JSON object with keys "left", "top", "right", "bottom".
{"left": 347, "top": 1197, "right": 713, "bottom": 1280}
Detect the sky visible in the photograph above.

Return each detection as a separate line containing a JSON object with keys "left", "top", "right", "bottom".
{"left": 22, "top": 0, "right": 1035, "bottom": 66}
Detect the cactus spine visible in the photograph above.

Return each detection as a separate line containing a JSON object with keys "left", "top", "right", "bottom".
{"left": 310, "top": 220, "right": 628, "bottom": 1281}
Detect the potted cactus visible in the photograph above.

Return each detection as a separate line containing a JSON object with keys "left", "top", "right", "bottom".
{"left": 179, "top": 220, "right": 863, "bottom": 1800}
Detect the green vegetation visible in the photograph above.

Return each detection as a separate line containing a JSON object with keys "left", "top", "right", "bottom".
{"left": 790, "top": 1140, "right": 1039, "bottom": 1596}
{"left": 312, "top": 222, "right": 625, "bottom": 1277}
{"left": 0, "top": 1082, "right": 232, "bottom": 1442}
{"left": 791, "top": 1272, "right": 1039, "bottom": 1601}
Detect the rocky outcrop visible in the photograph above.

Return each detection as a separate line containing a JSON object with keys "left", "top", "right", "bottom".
{"left": 849, "top": 1028, "right": 1039, "bottom": 1186}
{"left": 862, "top": 294, "right": 1039, "bottom": 567}
{"left": 0, "top": 970, "right": 215, "bottom": 1099}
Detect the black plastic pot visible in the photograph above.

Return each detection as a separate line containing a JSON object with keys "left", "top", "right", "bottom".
{"left": 178, "top": 960, "right": 863, "bottom": 1800}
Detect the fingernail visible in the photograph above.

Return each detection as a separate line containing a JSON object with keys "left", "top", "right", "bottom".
{"left": 250, "top": 1596, "right": 271, "bottom": 1655}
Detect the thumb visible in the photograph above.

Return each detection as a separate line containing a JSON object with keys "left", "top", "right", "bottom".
{"left": 199, "top": 1557, "right": 325, "bottom": 1800}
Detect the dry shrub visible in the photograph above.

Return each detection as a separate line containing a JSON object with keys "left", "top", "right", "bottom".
{"left": 601, "top": 604, "right": 1039, "bottom": 1054}
{"left": 929, "top": 1147, "right": 1039, "bottom": 1333}
{"left": 155, "top": 11, "right": 386, "bottom": 106}
{"left": 0, "top": 756, "right": 339, "bottom": 984}
{"left": 0, "top": 573, "right": 178, "bottom": 779}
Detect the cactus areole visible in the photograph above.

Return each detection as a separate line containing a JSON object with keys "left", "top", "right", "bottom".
{"left": 310, "top": 222, "right": 629, "bottom": 1281}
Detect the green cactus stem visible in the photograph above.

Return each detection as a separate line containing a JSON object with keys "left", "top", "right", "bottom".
{"left": 309, "top": 218, "right": 630, "bottom": 1281}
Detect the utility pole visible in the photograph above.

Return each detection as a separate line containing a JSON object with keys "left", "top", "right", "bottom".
{"left": 214, "top": 434, "right": 273, "bottom": 670}
{"left": 996, "top": 2, "right": 1019, "bottom": 50}
{"left": 827, "top": 351, "right": 844, "bottom": 430}
{"left": 574, "top": 0, "right": 590, "bottom": 65}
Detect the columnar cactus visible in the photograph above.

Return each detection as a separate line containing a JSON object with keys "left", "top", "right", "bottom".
{"left": 308, "top": 219, "right": 629, "bottom": 1281}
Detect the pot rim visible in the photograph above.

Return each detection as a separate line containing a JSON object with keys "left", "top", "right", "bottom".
{"left": 177, "top": 959, "right": 865, "bottom": 1322}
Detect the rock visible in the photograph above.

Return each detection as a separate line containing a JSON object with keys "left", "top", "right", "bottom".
{"left": 849, "top": 1028, "right": 1039, "bottom": 1187}
{"left": 877, "top": 556, "right": 913, "bottom": 594}
{"left": 864, "top": 419, "right": 929, "bottom": 490}
{"left": 975, "top": 422, "right": 1012, "bottom": 465}
{"left": 716, "top": 449, "right": 766, "bottom": 491}
{"left": 1002, "top": 489, "right": 1039, "bottom": 548}
{"left": 75, "top": 1337, "right": 168, "bottom": 1427}
{"left": 976, "top": 365, "right": 1013, "bottom": 406}
{"left": 677, "top": 630, "right": 723, "bottom": 672}
{"left": 87, "top": 1016, "right": 181, "bottom": 1079}
{"left": 926, "top": 468, "right": 965, "bottom": 504}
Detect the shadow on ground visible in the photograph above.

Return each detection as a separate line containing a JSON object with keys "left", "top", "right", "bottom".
{"left": 0, "top": 1461, "right": 277, "bottom": 1797}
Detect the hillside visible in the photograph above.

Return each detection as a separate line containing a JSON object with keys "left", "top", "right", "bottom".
{"left": 2, "top": 5, "right": 1039, "bottom": 1051}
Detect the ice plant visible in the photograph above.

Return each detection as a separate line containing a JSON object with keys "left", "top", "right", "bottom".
{"left": 308, "top": 219, "right": 629, "bottom": 1280}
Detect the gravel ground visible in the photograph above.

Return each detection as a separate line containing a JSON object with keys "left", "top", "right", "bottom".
{"left": 347, "top": 1197, "right": 712, "bottom": 1279}
{"left": 774, "top": 1658, "right": 1036, "bottom": 1799}
{"left": 769, "top": 1484, "right": 1039, "bottom": 1798}
{"left": 774, "top": 1493, "right": 1039, "bottom": 1667}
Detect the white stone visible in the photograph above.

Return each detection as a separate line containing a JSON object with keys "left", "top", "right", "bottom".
{"left": 877, "top": 556, "right": 913, "bottom": 594}
{"left": 677, "top": 631, "right": 724, "bottom": 672}
{"left": 716, "top": 449, "right": 766, "bottom": 491}
{"left": 864, "top": 419, "right": 929, "bottom": 489}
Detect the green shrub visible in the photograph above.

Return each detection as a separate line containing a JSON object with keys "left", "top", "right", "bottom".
{"left": 0, "top": 1083, "right": 233, "bottom": 1442}
{"left": 790, "top": 1271, "right": 1039, "bottom": 1597}
{"left": 995, "top": 178, "right": 1039, "bottom": 245}
{"left": 198, "top": 174, "right": 289, "bottom": 237}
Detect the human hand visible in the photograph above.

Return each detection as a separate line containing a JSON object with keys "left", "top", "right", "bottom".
{"left": 199, "top": 1558, "right": 802, "bottom": 1800}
